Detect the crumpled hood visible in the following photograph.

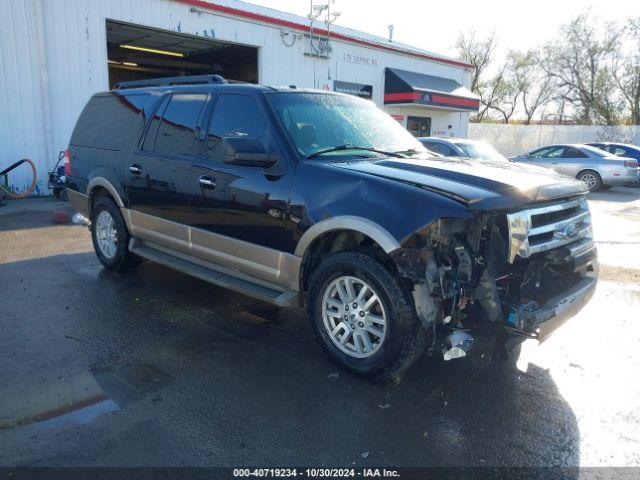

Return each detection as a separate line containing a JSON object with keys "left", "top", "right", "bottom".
{"left": 332, "top": 155, "right": 588, "bottom": 210}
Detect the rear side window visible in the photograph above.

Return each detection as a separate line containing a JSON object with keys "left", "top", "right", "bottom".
{"left": 142, "top": 93, "right": 208, "bottom": 158}
{"left": 207, "top": 94, "right": 269, "bottom": 161}
{"left": 561, "top": 148, "right": 587, "bottom": 158}
{"left": 430, "top": 143, "right": 457, "bottom": 156}
{"left": 70, "top": 94, "right": 148, "bottom": 150}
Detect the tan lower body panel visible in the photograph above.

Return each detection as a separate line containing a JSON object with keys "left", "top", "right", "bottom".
{"left": 127, "top": 209, "right": 300, "bottom": 291}
{"left": 66, "top": 189, "right": 90, "bottom": 218}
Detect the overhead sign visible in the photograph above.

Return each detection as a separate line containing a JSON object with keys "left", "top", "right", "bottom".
{"left": 334, "top": 81, "right": 373, "bottom": 99}
{"left": 344, "top": 52, "right": 378, "bottom": 67}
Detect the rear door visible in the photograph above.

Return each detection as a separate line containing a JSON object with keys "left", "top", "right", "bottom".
{"left": 126, "top": 91, "right": 209, "bottom": 252}
{"left": 556, "top": 147, "right": 589, "bottom": 176}
{"left": 187, "top": 92, "right": 296, "bottom": 283}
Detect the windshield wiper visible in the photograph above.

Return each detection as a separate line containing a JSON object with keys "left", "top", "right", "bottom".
{"left": 306, "top": 144, "right": 404, "bottom": 159}
{"left": 393, "top": 148, "right": 422, "bottom": 157}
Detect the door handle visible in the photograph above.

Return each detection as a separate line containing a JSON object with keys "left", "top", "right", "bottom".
{"left": 129, "top": 164, "right": 142, "bottom": 175}
{"left": 199, "top": 175, "right": 217, "bottom": 189}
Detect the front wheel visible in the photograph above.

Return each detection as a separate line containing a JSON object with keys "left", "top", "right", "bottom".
{"left": 308, "top": 251, "right": 426, "bottom": 381}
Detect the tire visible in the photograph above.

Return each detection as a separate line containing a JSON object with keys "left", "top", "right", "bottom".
{"left": 91, "top": 195, "right": 142, "bottom": 272}
{"left": 307, "top": 251, "right": 427, "bottom": 382}
{"left": 577, "top": 170, "right": 602, "bottom": 191}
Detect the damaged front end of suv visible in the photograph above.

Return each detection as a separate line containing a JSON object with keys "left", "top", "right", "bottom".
{"left": 391, "top": 195, "right": 598, "bottom": 361}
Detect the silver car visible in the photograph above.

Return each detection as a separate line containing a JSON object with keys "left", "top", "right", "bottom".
{"left": 511, "top": 144, "right": 639, "bottom": 191}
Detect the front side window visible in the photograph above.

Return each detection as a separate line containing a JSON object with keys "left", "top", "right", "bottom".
{"left": 529, "top": 147, "right": 554, "bottom": 158}
{"left": 143, "top": 93, "right": 208, "bottom": 157}
{"left": 614, "top": 147, "right": 626, "bottom": 155}
{"left": 266, "top": 92, "right": 426, "bottom": 158}
{"left": 547, "top": 147, "right": 565, "bottom": 158}
{"left": 207, "top": 94, "right": 270, "bottom": 161}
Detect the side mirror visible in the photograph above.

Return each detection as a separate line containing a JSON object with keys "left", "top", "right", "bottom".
{"left": 223, "top": 137, "right": 279, "bottom": 168}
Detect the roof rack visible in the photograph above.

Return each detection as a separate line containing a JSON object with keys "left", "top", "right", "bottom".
{"left": 113, "top": 74, "right": 228, "bottom": 90}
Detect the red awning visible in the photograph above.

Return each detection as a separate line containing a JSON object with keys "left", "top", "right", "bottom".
{"left": 384, "top": 68, "right": 479, "bottom": 112}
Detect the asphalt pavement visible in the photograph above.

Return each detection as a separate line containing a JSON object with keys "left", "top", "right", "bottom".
{"left": 0, "top": 189, "right": 639, "bottom": 468}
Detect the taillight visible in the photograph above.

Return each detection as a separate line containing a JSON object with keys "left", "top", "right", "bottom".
{"left": 63, "top": 149, "right": 72, "bottom": 176}
{"left": 624, "top": 159, "right": 639, "bottom": 169}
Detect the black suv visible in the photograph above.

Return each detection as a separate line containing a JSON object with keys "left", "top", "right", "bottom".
{"left": 66, "top": 75, "right": 598, "bottom": 380}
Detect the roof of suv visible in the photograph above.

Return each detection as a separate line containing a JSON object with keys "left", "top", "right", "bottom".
{"left": 111, "top": 74, "right": 342, "bottom": 97}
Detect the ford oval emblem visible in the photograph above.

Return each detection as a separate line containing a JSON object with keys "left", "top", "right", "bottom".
{"left": 563, "top": 222, "right": 579, "bottom": 239}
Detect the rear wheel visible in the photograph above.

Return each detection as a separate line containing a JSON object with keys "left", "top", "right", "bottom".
{"left": 577, "top": 170, "right": 602, "bottom": 191}
{"left": 308, "top": 251, "right": 426, "bottom": 381}
{"left": 91, "top": 195, "right": 142, "bottom": 272}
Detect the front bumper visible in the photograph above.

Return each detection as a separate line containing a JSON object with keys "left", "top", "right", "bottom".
{"left": 528, "top": 267, "right": 597, "bottom": 341}
{"left": 504, "top": 263, "right": 598, "bottom": 350}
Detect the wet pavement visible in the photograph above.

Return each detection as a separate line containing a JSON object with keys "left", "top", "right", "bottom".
{"left": 0, "top": 190, "right": 639, "bottom": 468}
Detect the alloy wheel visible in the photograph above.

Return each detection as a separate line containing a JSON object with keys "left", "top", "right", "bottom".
{"left": 321, "top": 275, "right": 387, "bottom": 359}
{"left": 95, "top": 210, "right": 118, "bottom": 259}
{"left": 579, "top": 173, "right": 598, "bottom": 190}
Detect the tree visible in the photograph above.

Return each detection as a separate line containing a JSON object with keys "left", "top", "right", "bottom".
{"left": 511, "top": 50, "right": 552, "bottom": 124}
{"left": 455, "top": 30, "right": 497, "bottom": 93}
{"left": 485, "top": 63, "right": 521, "bottom": 123}
{"left": 455, "top": 30, "right": 498, "bottom": 122}
{"left": 611, "top": 18, "right": 640, "bottom": 124}
{"left": 542, "top": 14, "right": 622, "bottom": 125}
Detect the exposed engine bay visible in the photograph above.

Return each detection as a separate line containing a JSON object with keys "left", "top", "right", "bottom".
{"left": 392, "top": 195, "right": 598, "bottom": 361}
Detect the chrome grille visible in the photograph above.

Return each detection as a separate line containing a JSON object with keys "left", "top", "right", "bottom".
{"left": 506, "top": 198, "right": 592, "bottom": 263}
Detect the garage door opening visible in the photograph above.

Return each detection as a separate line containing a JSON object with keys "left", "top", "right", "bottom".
{"left": 105, "top": 20, "right": 258, "bottom": 88}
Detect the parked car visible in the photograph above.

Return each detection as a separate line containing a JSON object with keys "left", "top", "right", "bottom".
{"left": 586, "top": 142, "right": 640, "bottom": 163}
{"left": 511, "top": 144, "right": 639, "bottom": 191}
{"left": 418, "top": 137, "right": 509, "bottom": 162}
{"left": 66, "top": 75, "right": 597, "bottom": 381}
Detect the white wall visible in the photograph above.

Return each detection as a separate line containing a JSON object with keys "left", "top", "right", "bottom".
{"left": 0, "top": 0, "right": 51, "bottom": 195}
{"left": 385, "top": 105, "right": 469, "bottom": 137}
{"left": 469, "top": 123, "right": 640, "bottom": 157}
{"left": 0, "top": 0, "right": 472, "bottom": 195}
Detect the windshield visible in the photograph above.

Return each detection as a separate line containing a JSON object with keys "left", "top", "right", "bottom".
{"left": 267, "top": 92, "right": 426, "bottom": 158}
{"left": 455, "top": 141, "right": 509, "bottom": 162}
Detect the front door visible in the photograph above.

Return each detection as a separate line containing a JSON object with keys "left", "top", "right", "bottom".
{"left": 188, "top": 92, "right": 295, "bottom": 282}
{"left": 407, "top": 116, "right": 431, "bottom": 137}
{"left": 520, "top": 146, "right": 562, "bottom": 172}
{"left": 126, "top": 92, "right": 210, "bottom": 253}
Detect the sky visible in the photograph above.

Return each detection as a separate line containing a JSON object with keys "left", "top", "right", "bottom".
{"left": 242, "top": 0, "right": 640, "bottom": 61}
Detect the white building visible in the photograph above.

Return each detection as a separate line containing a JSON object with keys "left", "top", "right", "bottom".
{"left": 0, "top": 0, "right": 478, "bottom": 195}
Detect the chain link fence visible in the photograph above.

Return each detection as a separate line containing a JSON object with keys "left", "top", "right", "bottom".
{"left": 468, "top": 124, "right": 640, "bottom": 157}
